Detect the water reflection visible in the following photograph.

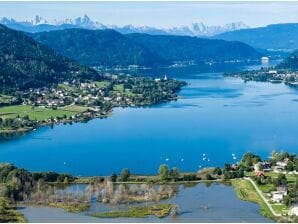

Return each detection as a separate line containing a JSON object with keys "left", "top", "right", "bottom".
{"left": 26, "top": 182, "right": 180, "bottom": 206}
{"left": 19, "top": 182, "right": 272, "bottom": 223}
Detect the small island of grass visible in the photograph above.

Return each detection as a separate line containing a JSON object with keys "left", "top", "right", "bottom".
{"left": 48, "top": 202, "right": 90, "bottom": 213}
{"left": 90, "top": 204, "right": 175, "bottom": 219}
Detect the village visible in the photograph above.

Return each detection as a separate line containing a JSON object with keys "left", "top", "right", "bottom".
{"left": 224, "top": 67, "right": 298, "bottom": 87}
{"left": 234, "top": 151, "right": 298, "bottom": 219}
{"left": 0, "top": 73, "right": 186, "bottom": 133}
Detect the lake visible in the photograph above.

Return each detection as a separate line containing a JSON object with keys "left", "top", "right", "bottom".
{"left": 0, "top": 65, "right": 298, "bottom": 176}
{"left": 19, "top": 182, "right": 272, "bottom": 222}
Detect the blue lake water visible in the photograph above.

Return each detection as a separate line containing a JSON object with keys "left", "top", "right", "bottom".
{"left": 0, "top": 65, "right": 298, "bottom": 176}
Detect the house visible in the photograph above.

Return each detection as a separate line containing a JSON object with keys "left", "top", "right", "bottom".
{"left": 272, "top": 192, "right": 284, "bottom": 203}
{"left": 288, "top": 205, "right": 298, "bottom": 216}
{"left": 231, "top": 164, "right": 238, "bottom": 171}
{"left": 274, "top": 166, "right": 284, "bottom": 173}
{"left": 254, "top": 161, "right": 271, "bottom": 172}
{"left": 276, "top": 161, "right": 288, "bottom": 168}
{"left": 268, "top": 70, "right": 277, "bottom": 75}
{"left": 256, "top": 171, "right": 265, "bottom": 176}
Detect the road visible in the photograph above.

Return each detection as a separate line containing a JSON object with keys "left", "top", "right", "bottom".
{"left": 244, "top": 177, "right": 281, "bottom": 217}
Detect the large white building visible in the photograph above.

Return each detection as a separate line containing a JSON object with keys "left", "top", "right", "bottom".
{"left": 261, "top": 56, "right": 269, "bottom": 65}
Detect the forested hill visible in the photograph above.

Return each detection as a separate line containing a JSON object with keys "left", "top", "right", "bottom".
{"left": 213, "top": 23, "right": 298, "bottom": 51}
{"left": 277, "top": 50, "right": 298, "bottom": 70}
{"left": 31, "top": 29, "right": 167, "bottom": 67}
{"left": 127, "top": 33, "right": 261, "bottom": 63}
{"left": 0, "top": 24, "right": 101, "bottom": 92}
{"left": 31, "top": 28, "right": 261, "bottom": 67}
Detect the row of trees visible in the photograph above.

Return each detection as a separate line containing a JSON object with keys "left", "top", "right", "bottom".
{"left": 0, "top": 164, "right": 76, "bottom": 201}
{"left": 110, "top": 168, "right": 131, "bottom": 182}
{"left": 109, "top": 165, "right": 205, "bottom": 183}
{"left": 0, "top": 116, "right": 36, "bottom": 130}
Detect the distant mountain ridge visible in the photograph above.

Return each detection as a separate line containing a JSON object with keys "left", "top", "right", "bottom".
{"left": 0, "top": 15, "right": 249, "bottom": 36}
{"left": 31, "top": 28, "right": 261, "bottom": 67}
{"left": 213, "top": 23, "right": 298, "bottom": 51}
{"left": 0, "top": 24, "right": 101, "bottom": 92}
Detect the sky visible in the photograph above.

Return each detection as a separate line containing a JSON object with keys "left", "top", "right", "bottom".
{"left": 1, "top": 1, "right": 298, "bottom": 28}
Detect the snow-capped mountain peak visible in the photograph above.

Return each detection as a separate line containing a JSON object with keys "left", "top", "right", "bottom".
{"left": 30, "top": 15, "right": 48, "bottom": 25}
{"left": 0, "top": 15, "right": 249, "bottom": 36}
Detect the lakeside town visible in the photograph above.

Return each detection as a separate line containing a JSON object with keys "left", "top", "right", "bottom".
{"left": 0, "top": 151, "right": 297, "bottom": 222}
{"left": 0, "top": 73, "right": 186, "bottom": 134}
{"left": 224, "top": 56, "right": 298, "bottom": 87}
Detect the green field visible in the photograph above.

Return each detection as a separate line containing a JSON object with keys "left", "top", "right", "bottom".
{"left": 0, "top": 105, "right": 88, "bottom": 121}
{"left": 231, "top": 179, "right": 275, "bottom": 220}
{"left": 60, "top": 105, "right": 90, "bottom": 113}
{"left": 95, "top": 81, "right": 110, "bottom": 88}
{"left": 271, "top": 204, "right": 288, "bottom": 215}
{"left": 258, "top": 184, "right": 276, "bottom": 193}
{"left": 113, "top": 84, "right": 124, "bottom": 93}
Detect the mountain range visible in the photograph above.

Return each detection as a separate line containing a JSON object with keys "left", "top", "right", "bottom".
{"left": 0, "top": 15, "right": 249, "bottom": 36}
{"left": 31, "top": 28, "right": 261, "bottom": 67}
{"left": 213, "top": 23, "right": 298, "bottom": 51}
{"left": 4, "top": 15, "right": 298, "bottom": 52}
{"left": 0, "top": 24, "right": 101, "bottom": 92}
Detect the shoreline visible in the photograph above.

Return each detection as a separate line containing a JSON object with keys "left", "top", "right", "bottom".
{"left": 0, "top": 91, "right": 183, "bottom": 135}
{"left": 1, "top": 162, "right": 297, "bottom": 222}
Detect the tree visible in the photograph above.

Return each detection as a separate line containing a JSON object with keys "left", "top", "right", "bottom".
{"left": 241, "top": 152, "right": 261, "bottom": 168}
{"left": 213, "top": 167, "right": 222, "bottom": 176}
{"left": 258, "top": 163, "right": 264, "bottom": 171}
{"left": 63, "top": 177, "right": 69, "bottom": 184}
{"left": 275, "top": 173, "right": 287, "bottom": 186}
{"left": 120, "top": 168, "right": 130, "bottom": 182}
{"left": 223, "top": 164, "right": 231, "bottom": 172}
{"left": 284, "top": 195, "right": 291, "bottom": 206}
{"left": 170, "top": 167, "right": 180, "bottom": 181}
{"left": 110, "top": 173, "right": 117, "bottom": 182}
{"left": 237, "top": 169, "right": 245, "bottom": 178}
{"left": 183, "top": 174, "right": 197, "bottom": 181}
{"left": 205, "top": 173, "right": 213, "bottom": 180}
{"left": 285, "top": 161, "right": 294, "bottom": 171}
{"left": 158, "top": 164, "right": 169, "bottom": 181}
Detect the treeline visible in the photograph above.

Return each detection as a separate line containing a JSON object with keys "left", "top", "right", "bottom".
{"left": 0, "top": 163, "right": 75, "bottom": 202}
{"left": 108, "top": 165, "right": 215, "bottom": 183}
{"left": 0, "top": 116, "right": 36, "bottom": 131}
